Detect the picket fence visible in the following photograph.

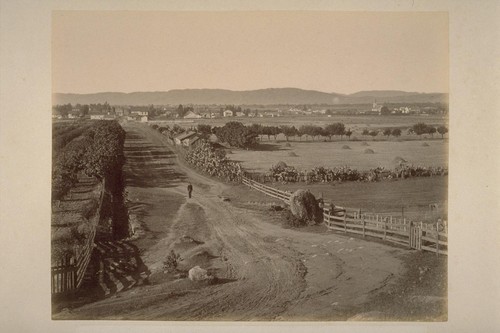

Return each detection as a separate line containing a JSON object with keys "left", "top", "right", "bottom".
{"left": 51, "top": 179, "right": 105, "bottom": 295}
{"left": 241, "top": 176, "right": 448, "bottom": 255}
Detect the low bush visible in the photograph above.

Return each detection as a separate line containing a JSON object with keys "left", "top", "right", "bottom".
{"left": 163, "top": 250, "right": 183, "bottom": 273}
{"left": 281, "top": 209, "right": 306, "bottom": 228}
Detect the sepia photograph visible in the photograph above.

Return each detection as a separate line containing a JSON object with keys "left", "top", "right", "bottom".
{"left": 2, "top": 0, "right": 500, "bottom": 331}
{"left": 49, "top": 10, "right": 450, "bottom": 321}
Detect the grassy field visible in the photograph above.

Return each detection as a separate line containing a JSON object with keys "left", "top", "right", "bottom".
{"left": 273, "top": 177, "right": 448, "bottom": 222}
{"left": 229, "top": 139, "right": 448, "bottom": 172}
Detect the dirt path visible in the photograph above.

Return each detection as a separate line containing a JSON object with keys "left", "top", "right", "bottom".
{"left": 55, "top": 122, "right": 405, "bottom": 321}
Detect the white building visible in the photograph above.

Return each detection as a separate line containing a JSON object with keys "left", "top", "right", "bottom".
{"left": 183, "top": 111, "right": 202, "bottom": 119}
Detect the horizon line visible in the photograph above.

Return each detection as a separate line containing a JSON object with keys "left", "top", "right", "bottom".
{"left": 53, "top": 87, "right": 448, "bottom": 95}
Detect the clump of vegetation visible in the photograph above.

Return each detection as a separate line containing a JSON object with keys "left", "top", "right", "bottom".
{"left": 212, "top": 121, "right": 258, "bottom": 148}
{"left": 342, "top": 145, "right": 351, "bottom": 149}
{"left": 394, "top": 156, "right": 407, "bottom": 164}
{"left": 288, "top": 151, "right": 298, "bottom": 157}
{"left": 285, "top": 142, "right": 292, "bottom": 147}
{"left": 289, "top": 190, "right": 323, "bottom": 225}
{"left": 361, "top": 142, "right": 370, "bottom": 146}
{"left": 422, "top": 142, "right": 430, "bottom": 147}
{"left": 364, "top": 148, "right": 375, "bottom": 154}
{"left": 274, "top": 161, "right": 288, "bottom": 169}
{"left": 52, "top": 120, "right": 126, "bottom": 201}
{"left": 185, "top": 140, "right": 243, "bottom": 181}
{"left": 281, "top": 209, "right": 306, "bottom": 228}
{"left": 163, "top": 250, "right": 183, "bottom": 273}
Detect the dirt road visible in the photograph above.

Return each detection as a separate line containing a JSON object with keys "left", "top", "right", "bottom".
{"left": 55, "top": 122, "right": 405, "bottom": 320}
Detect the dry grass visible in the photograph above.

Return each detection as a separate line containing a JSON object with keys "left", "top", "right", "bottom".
{"left": 231, "top": 140, "right": 447, "bottom": 172}
{"left": 274, "top": 177, "right": 448, "bottom": 222}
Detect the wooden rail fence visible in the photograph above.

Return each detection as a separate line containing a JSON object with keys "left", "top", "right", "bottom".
{"left": 242, "top": 176, "right": 448, "bottom": 255}
{"left": 242, "top": 177, "right": 292, "bottom": 203}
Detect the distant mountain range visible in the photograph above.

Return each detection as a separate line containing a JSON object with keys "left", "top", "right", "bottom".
{"left": 53, "top": 88, "right": 448, "bottom": 106}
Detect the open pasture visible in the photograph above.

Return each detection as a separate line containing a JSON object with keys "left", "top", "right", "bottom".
{"left": 230, "top": 139, "right": 448, "bottom": 172}
{"left": 274, "top": 177, "right": 448, "bottom": 222}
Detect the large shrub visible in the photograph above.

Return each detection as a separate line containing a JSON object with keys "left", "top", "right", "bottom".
{"left": 289, "top": 190, "right": 323, "bottom": 225}
{"left": 185, "top": 140, "right": 243, "bottom": 181}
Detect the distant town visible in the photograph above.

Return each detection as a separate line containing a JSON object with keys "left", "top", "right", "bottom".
{"left": 52, "top": 101, "right": 448, "bottom": 122}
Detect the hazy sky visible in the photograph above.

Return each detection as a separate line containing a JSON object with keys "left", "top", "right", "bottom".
{"left": 52, "top": 11, "right": 448, "bottom": 94}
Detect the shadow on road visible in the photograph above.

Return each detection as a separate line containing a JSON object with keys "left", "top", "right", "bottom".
{"left": 123, "top": 131, "right": 186, "bottom": 188}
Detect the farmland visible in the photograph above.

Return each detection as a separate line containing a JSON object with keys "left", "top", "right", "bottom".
{"left": 150, "top": 114, "right": 447, "bottom": 131}
{"left": 274, "top": 177, "right": 448, "bottom": 222}
{"left": 230, "top": 139, "right": 447, "bottom": 172}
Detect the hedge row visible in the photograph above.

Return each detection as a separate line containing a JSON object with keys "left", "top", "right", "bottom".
{"left": 52, "top": 121, "right": 125, "bottom": 201}
{"left": 246, "top": 162, "right": 448, "bottom": 184}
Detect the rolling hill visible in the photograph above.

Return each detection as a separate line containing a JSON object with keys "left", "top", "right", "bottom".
{"left": 53, "top": 88, "right": 447, "bottom": 106}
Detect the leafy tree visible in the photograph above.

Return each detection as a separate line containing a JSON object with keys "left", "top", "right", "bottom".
{"left": 270, "top": 126, "right": 281, "bottom": 140}
{"left": 310, "top": 126, "right": 324, "bottom": 141}
{"left": 261, "top": 126, "right": 274, "bottom": 141}
{"left": 196, "top": 124, "right": 212, "bottom": 138}
{"left": 428, "top": 126, "right": 437, "bottom": 138}
{"left": 299, "top": 125, "right": 311, "bottom": 141}
{"left": 81, "top": 105, "right": 90, "bottom": 116}
{"left": 380, "top": 106, "right": 391, "bottom": 115}
{"left": 325, "top": 123, "right": 346, "bottom": 141}
{"left": 344, "top": 128, "right": 353, "bottom": 140}
{"left": 213, "top": 121, "right": 258, "bottom": 148}
{"left": 296, "top": 128, "right": 304, "bottom": 141}
{"left": 437, "top": 125, "right": 448, "bottom": 139}
{"left": 248, "top": 124, "right": 263, "bottom": 141}
{"left": 391, "top": 128, "right": 402, "bottom": 137}
{"left": 176, "top": 104, "right": 186, "bottom": 118}
{"left": 362, "top": 129, "right": 370, "bottom": 137}
{"left": 383, "top": 128, "right": 392, "bottom": 137}
{"left": 411, "top": 122, "right": 430, "bottom": 138}
{"left": 369, "top": 130, "right": 379, "bottom": 140}
{"left": 280, "top": 125, "right": 298, "bottom": 141}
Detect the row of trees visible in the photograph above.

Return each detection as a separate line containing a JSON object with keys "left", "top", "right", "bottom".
{"left": 53, "top": 121, "right": 94, "bottom": 151}
{"left": 247, "top": 123, "right": 352, "bottom": 142}
{"left": 152, "top": 121, "right": 448, "bottom": 149}
{"left": 52, "top": 121, "right": 126, "bottom": 201}
{"left": 408, "top": 123, "right": 448, "bottom": 138}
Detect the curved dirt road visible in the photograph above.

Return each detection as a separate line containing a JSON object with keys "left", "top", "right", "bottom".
{"left": 55, "top": 122, "right": 405, "bottom": 320}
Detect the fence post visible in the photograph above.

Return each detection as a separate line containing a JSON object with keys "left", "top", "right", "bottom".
{"left": 436, "top": 220, "right": 440, "bottom": 257}
{"left": 419, "top": 223, "right": 423, "bottom": 250}
{"left": 362, "top": 215, "right": 366, "bottom": 238}
{"left": 344, "top": 213, "right": 347, "bottom": 233}
{"left": 384, "top": 217, "right": 387, "bottom": 240}
{"left": 408, "top": 221, "right": 413, "bottom": 249}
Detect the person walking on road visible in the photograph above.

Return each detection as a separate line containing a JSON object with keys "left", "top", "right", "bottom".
{"left": 187, "top": 183, "right": 193, "bottom": 198}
